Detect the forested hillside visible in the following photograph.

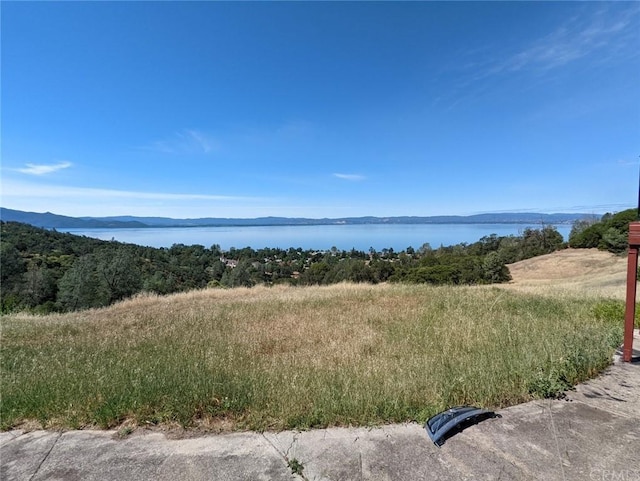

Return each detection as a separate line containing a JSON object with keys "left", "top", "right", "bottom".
{"left": 1, "top": 221, "right": 566, "bottom": 313}
{"left": 569, "top": 208, "right": 637, "bottom": 253}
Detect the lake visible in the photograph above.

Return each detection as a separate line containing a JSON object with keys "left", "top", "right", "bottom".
{"left": 62, "top": 223, "right": 573, "bottom": 252}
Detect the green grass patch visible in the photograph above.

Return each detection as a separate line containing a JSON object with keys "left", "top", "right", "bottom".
{"left": 0, "top": 284, "right": 624, "bottom": 431}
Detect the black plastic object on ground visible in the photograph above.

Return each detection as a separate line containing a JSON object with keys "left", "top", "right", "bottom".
{"left": 425, "top": 406, "right": 500, "bottom": 447}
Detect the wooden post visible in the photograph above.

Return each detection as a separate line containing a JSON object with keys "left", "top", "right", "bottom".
{"left": 623, "top": 222, "right": 640, "bottom": 362}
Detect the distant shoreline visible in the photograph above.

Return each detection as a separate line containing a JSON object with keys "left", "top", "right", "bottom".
{"left": 1, "top": 207, "right": 595, "bottom": 230}
{"left": 60, "top": 220, "right": 579, "bottom": 229}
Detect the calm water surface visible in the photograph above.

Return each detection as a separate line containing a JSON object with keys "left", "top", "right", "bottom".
{"left": 62, "top": 224, "right": 573, "bottom": 252}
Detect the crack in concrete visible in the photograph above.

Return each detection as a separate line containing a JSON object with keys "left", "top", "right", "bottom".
{"left": 284, "top": 434, "right": 297, "bottom": 459}
{"left": 546, "top": 400, "right": 567, "bottom": 481}
{"left": 28, "top": 431, "right": 62, "bottom": 481}
{"left": 261, "top": 433, "right": 309, "bottom": 481}
{"left": 260, "top": 432, "right": 284, "bottom": 458}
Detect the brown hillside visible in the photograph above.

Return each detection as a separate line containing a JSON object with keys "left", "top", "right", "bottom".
{"left": 503, "top": 248, "right": 629, "bottom": 299}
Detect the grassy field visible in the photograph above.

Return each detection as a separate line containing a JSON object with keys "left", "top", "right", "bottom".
{"left": 1, "top": 279, "right": 627, "bottom": 433}
{"left": 504, "top": 248, "right": 630, "bottom": 300}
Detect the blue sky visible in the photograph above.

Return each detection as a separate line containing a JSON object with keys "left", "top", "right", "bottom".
{"left": 2, "top": 1, "right": 639, "bottom": 219}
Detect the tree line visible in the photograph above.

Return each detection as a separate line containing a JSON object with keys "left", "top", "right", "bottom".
{"left": 1, "top": 221, "right": 567, "bottom": 313}
{"left": 568, "top": 208, "right": 637, "bottom": 253}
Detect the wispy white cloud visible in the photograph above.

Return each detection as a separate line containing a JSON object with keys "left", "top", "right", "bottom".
{"left": 617, "top": 158, "right": 640, "bottom": 167}
{"left": 488, "top": 5, "right": 638, "bottom": 77}
{"left": 143, "top": 129, "right": 219, "bottom": 155}
{"left": 0, "top": 178, "right": 293, "bottom": 218}
{"left": 333, "top": 173, "right": 366, "bottom": 181}
{"left": 472, "top": 203, "right": 634, "bottom": 215}
{"left": 1, "top": 179, "right": 260, "bottom": 203}
{"left": 15, "top": 161, "right": 72, "bottom": 175}
{"left": 501, "top": 6, "right": 638, "bottom": 74}
{"left": 442, "top": 4, "right": 639, "bottom": 110}
{"left": 184, "top": 129, "right": 215, "bottom": 153}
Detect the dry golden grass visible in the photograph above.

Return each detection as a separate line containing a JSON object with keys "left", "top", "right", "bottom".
{"left": 501, "top": 248, "right": 629, "bottom": 299}
{"left": 2, "top": 279, "right": 623, "bottom": 433}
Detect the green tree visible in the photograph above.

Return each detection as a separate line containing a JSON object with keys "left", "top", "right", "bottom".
{"left": 57, "top": 254, "right": 107, "bottom": 311}
{"left": 369, "top": 259, "right": 395, "bottom": 282}
{"left": 601, "top": 227, "right": 627, "bottom": 253}
{"left": 417, "top": 243, "right": 433, "bottom": 255}
{"left": 300, "top": 262, "right": 331, "bottom": 285}
{"left": 221, "top": 260, "right": 255, "bottom": 288}
{"left": 405, "top": 264, "right": 457, "bottom": 284}
{"left": 328, "top": 259, "right": 373, "bottom": 284}
{"left": 569, "top": 209, "right": 635, "bottom": 252}
{"left": 0, "top": 242, "right": 25, "bottom": 286}
{"left": 22, "top": 265, "right": 57, "bottom": 308}
{"left": 569, "top": 217, "right": 599, "bottom": 245}
{"left": 0, "top": 242, "right": 27, "bottom": 311}
{"left": 206, "top": 260, "right": 227, "bottom": 282}
{"left": 483, "top": 252, "right": 511, "bottom": 283}
{"left": 94, "top": 247, "right": 142, "bottom": 303}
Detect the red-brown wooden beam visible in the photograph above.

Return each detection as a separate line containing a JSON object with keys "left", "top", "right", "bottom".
{"left": 622, "top": 222, "right": 640, "bottom": 362}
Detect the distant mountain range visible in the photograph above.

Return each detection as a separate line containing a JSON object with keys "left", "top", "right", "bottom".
{"left": 0, "top": 207, "right": 596, "bottom": 230}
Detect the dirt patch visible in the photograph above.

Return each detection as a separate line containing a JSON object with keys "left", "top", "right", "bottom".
{"left": 502, "top": 248, "right": 629, "bottom": 299}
